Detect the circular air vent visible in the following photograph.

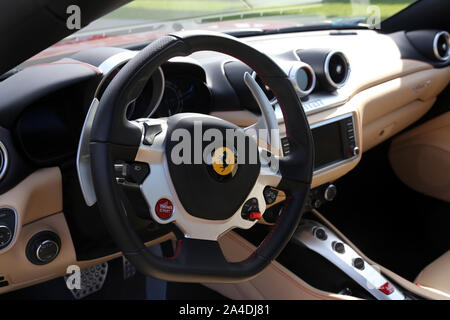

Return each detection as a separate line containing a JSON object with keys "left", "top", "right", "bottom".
{"left": 325, "top": 51, "right": 350, "bottom": 90}
{"left": 0, "top": 142, "right": 8, "bottom": 181}
{"left": 288, "top": 62, "right": 316, "bottom": 97}
{"left": 433, "top": 31, "right": 450, "bottom": 61}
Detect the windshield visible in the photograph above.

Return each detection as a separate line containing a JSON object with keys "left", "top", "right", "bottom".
{"left": 85, "top": 0, "right": 417, "bottom": 33}
{"left": 30, "top": 0, "right": 417, "bottom": 61}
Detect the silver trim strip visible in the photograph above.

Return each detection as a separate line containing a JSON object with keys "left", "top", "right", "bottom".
{"left": 274, "top": 92, "right": 349, "bottom": 122}
{"left": 76, "top": 98, "right": 100, "bottom": 206}
{"left": 293, "top": 220, "right": 406, "bottom": 300}
{"left": 0, "top": 141, "right": 8, "bottom": 181}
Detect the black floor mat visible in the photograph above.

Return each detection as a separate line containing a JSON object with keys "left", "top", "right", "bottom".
{"left": 0, "top": 258, "right": 147, "bottom": 300}
{"left": 166, "top": 282, "right": 228, "bottom": 300}
{"left": 0, "top": 257, "right": 227, "bottom": 300}
{"left": 320, "top": 141, "right": 450, "bottom": 281}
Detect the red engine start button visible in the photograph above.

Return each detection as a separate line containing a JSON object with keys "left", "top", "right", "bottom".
{"left": 155, "top": 198, "right": 174, "bottom": 220}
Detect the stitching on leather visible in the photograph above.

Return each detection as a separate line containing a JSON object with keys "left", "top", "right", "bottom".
{"left": 167, "top": 239, "right": 182, "bottom": 260}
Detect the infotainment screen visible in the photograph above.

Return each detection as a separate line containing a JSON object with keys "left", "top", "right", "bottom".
{"left": 311, "top": 115, "right": 356, "bottom": 170}
{"left": 280, "top": 114, "right": 356, "bottom": 169}
{"left": 312, "top": 121, "right": 344, "bottom": 169}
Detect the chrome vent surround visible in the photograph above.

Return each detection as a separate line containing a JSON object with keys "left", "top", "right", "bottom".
{"left": 325, "top": 51, "right": 350, "bottom": 89}
{"left": 288, "top": 62, "right": 316, "bottom": 97}
{"left": 0, "top": 141, "right": 7, "bottom": 181}
{"left": 433, "top": 31, "right": 450, "bottom": 61}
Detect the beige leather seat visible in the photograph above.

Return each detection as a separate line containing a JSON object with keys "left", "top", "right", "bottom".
{"left": 389, "top": 111, "right": 450, "bottom": 202}
{"left": 415, "top": 251, "right": 450, "bottom": 297}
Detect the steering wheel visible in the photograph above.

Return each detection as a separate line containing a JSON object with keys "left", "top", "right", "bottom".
{"left": 89, "top": 31, "right": 313, "bottom": 283}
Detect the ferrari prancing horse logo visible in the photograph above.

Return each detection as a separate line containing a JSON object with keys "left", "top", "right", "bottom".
{"left": 212, "top": 147, "right": 237, "bottom": 176}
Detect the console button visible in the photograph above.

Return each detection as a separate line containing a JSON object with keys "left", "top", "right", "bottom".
{"left": 115, "top": 162, "right": 150, "bottom": 184}
{"left": 378, "top": 282, "right": 395, "bottom": 295}
{"left": 155, "top": 198, "right": 174, "bottom": 220}
{"left": 281, "top": 137, "right": 290, "bottom": 156}
{"left": 332, "top": 241, "right": 345, "bottom": 254}
{"left": 353, "top": 257, "right": 365, "bottom": 270}
{"left": 324, "top": 184, "right": 337, "bottom": 202}
{"left": 241, "top": 198, "right": 260, "bottom": 221}
{"left": 313, "top": 227, "right": 328, "bottom": 241}
{"left": 36, "top": 240, "right": 59, "bottom": 263}
{"left": 263, "top": 187, "right": 278, "bottom": 205}
{"left": 26, "top": 231, "right": 61, "bottom": 265}
{"left": 248, "top": 211, "right": 262, "bottom": 221}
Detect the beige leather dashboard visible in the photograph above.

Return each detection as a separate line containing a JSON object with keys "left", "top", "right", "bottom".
{"left": 215, "top": 64, "right": 449, "bottom": 188}
{"left": 213, "top": 30, "right": 450, "bottom": 188}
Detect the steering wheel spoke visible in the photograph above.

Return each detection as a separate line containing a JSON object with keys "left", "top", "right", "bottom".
{"left": 258, "top": 155, "right": 282, "bottom": 187}
{"left": 243, "top": 72, "right": 281, "bottom": 156}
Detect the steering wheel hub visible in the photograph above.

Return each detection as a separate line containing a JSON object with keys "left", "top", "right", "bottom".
{"left": 165, "top": 114, "right": 260, "bottom": 221}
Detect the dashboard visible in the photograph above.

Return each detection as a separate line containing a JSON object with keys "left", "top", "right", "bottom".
{"left": 0, "top": 28, "right": 449, "bottom": 294}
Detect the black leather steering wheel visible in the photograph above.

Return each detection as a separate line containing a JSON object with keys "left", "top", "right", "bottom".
{"left": 89, "top": 31, "right": 313, "bottom": 283}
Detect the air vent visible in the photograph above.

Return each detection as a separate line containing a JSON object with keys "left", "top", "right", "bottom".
{"left": 0, "top": 141, "right": 7, "bottom": 181}
{"left": 433, "top": 31, "right": 450, "bottom": 61}
{"left": 325, "top": 51, "right": 350, "bottom": 90}
{"left": 296, "top": 49, "right": 350, "bottom": 92}
{"left": 288, "top": 62, "right": 316, "bottom": 97}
